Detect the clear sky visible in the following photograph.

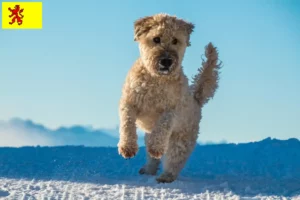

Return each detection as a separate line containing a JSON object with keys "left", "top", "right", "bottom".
{"left": 0, "top": 0, "right": 299, "bottom": 143}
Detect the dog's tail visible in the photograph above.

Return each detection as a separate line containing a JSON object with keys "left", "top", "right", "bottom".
{"left": 190, "top": 42, "right": 222, "bottom": 107}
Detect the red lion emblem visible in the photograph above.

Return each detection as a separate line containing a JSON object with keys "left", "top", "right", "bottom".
{"left": 8, "top": 5, "right": 24, "bottom": 25}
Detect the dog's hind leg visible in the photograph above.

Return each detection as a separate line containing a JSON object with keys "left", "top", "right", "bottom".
{"left": 156, "top": 132, "right": 196, "bottom": 183}
{"left": 139, "top": 133, "right": 161, "bottom": 175}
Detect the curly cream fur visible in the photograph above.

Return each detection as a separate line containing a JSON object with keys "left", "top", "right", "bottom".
{"left": 118, "top": 13, "right": 222, "bottom": 183}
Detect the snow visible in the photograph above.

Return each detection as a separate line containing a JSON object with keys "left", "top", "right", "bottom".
{"left": 0, "top": 138, "right": 299, "bottom": 199}
{"left": 0, "top": 189, "right": 10, "bottom": 198}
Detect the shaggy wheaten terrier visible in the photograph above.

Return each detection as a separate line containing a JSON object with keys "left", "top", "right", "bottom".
{"left": 118, "top": 13, "right": 222, "bottom": 183}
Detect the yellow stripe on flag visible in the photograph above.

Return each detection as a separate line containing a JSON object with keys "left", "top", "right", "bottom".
{"left": 2, "top": 2, "right": 42, "bottom": 29}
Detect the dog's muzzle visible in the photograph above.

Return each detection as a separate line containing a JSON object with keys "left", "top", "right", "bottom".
{"left": 158, "top": 58, "right": 173, "bottom": 74}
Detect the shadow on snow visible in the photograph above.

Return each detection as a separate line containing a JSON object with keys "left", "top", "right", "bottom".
{"left": 0, "top": 137, "right": 299, "bottom": 197}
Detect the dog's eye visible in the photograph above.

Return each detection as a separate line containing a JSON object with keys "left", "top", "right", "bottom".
{"left": 172, "top": 38, "right": 178, "bottom": 45}
{"left": 153, "top": 37, "right": 160, "bottom": 44}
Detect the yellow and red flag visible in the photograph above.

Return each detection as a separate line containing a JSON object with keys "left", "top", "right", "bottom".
{"left": 2, "top": 2, "right": 42, "bottom": 29}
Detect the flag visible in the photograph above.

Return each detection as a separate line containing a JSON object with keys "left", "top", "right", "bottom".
{"left": 2, "top": 2, "right": 42, "bottom": 29}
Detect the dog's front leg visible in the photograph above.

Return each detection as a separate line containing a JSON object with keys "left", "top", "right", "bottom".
{"left": 146, "top": 111, "right": 174, "bottom": 159}
{"left": 118, "top": 104, "right": 139, "bottom": 159}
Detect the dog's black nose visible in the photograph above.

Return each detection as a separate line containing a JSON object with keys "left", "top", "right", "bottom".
{"left": 159, "top": 58, "right": 173, "bottom": 68}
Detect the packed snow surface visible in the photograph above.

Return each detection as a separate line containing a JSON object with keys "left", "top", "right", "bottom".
{"left": 0, "top": 137, "right": 299, "bottom": 199}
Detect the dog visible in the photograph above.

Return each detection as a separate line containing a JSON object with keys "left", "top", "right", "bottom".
{"left": 117, "top": 13, "right": 222, "bottom": 183}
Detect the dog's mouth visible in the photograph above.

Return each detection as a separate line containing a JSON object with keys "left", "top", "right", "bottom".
{"left": 158, "top": 64, "right": 172, "bottom": 75}
{"left": 157, "top": 58, "right": 174, "bottom": 75}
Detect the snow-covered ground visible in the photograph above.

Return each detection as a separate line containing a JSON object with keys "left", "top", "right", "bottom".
{"left": 0, "top": 138, "right": 299, "bottom": 199}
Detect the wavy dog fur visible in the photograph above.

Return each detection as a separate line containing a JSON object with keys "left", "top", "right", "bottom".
{"left": 118, "top": 13, "right": 222, "bottom": 183}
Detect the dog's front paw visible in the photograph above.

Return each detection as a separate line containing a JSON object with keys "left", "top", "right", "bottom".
{"left": 147, "top": 146, "right": 164, "bottom": 159}
{"left": 118, "top": 142, "right": 138, "bottom": 159}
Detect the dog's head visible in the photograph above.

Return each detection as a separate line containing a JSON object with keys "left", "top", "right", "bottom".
{"left": 134, "top": 13, "right": 194, "bottom": 76}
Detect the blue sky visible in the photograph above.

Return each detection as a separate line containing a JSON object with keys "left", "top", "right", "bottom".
{"left": 0, "top": 0, "right": 299, "bottom": 143}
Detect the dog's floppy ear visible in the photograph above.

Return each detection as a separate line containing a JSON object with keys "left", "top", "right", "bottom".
{"left": 178, "top": 19, "right": 195, "bottom": 46}
{"left": 134, "top": 16, "right": 154, "bottom": 41}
